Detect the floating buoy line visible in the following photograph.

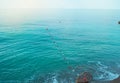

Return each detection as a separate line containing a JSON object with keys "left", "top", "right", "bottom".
{"left": 45, "top": 27, "right": 86, "bottom": 70}
{"left": 45, "top": 28, "right": 70, "bottom": 65}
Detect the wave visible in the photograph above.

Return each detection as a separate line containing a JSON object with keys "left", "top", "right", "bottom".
{"left": 0, "top": 61, "right": 119, "bottom": 82}
{"left": 26, "top": 61, "right": 119, "bottom": 83}
{"left": 94, "top": 61, "right": 119, "bottom": 81}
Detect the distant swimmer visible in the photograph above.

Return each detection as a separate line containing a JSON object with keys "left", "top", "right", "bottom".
{"left": 76, "top": 72, "right": 92, "bottom": 83}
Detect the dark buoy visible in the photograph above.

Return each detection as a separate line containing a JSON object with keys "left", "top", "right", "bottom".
{"left": 118, "top": 21, "right": 120, "bottom": 24}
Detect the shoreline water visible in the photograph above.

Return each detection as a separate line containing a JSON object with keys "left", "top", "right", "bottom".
{"left": 92, "top": 76, "right": 120, "bottom": 83}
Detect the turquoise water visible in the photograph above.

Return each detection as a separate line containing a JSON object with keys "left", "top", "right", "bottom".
{"left": 0, "top": 9, "right": 120, "bottom": 83}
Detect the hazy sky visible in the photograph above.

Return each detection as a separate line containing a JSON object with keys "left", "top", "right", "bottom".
{"left": 0, "top": 0, "right": 120, "bottom": 9}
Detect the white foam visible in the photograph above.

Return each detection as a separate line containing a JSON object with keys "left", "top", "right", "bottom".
{"left": 53, "top": 76, "right": 58, "bottom": 83}
{"left": 97, "top": 61, "right": 119, "bottom": 80}
{"left": 53, "top": 78, "right": 58, "bottom": 83}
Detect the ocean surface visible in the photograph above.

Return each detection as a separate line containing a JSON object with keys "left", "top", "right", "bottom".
{"left": 0, "top": 9, "right": 120, "bottom": 83}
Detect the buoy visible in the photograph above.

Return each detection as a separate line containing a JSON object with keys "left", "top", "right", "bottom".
{"left": 118, "top": 21, "right": 120, "bottom": 24}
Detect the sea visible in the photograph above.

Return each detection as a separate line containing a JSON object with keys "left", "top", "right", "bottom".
{"left": 0, "top": 9, "right": 120, "bottom": 83}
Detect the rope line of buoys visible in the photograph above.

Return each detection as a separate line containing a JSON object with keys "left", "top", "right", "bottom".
{"left": 45, "top": 28, "right": 70, "bottom": 65}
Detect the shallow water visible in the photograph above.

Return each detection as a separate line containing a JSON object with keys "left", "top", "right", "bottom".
{"left": 0, "top": 9, "right": 120, "bottom": 83}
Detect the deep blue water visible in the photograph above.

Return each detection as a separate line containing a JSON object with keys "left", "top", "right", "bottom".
{"left": 0, "top": 9, "right": 120, "bottom": 83}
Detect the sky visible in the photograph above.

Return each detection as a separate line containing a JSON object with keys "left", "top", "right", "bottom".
{"left": 0, "top": 0, "right": 120, "bottom": 9}
{"left": 0, "top": 0, "right": 120, "bottom": 26}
